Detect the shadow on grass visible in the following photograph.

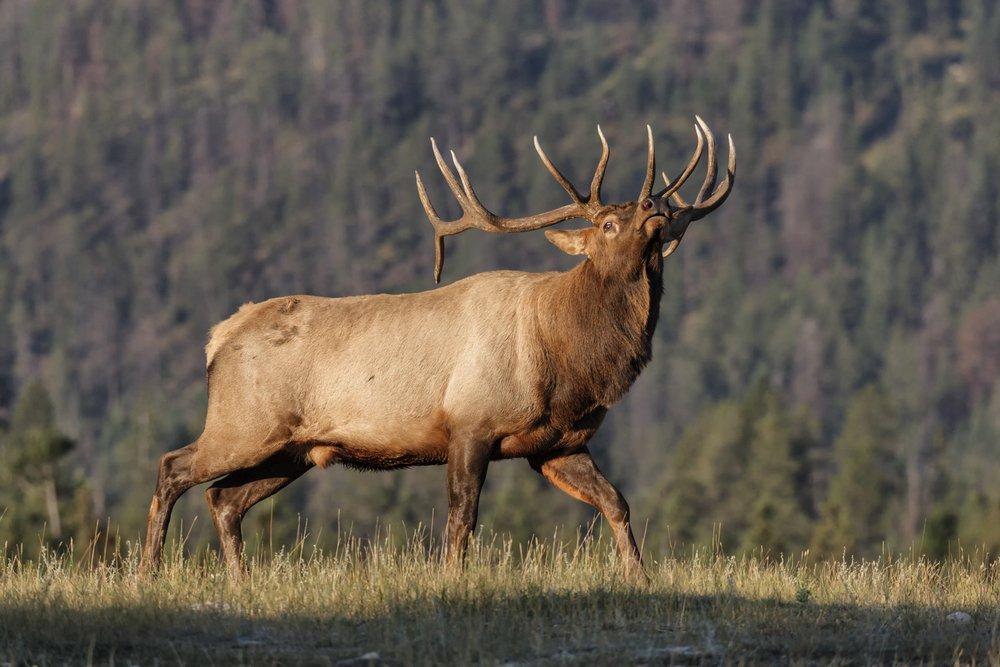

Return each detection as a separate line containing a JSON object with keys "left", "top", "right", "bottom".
{"left": 0, "top": 586, "right": 996, "bottom": 664}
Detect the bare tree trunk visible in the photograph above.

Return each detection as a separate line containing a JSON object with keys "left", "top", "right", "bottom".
{"left": 43, "top": 472, "right": 63, "bottom": 539}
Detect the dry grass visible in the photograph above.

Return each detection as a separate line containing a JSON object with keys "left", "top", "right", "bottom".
{"left": 0, "top": 532, "right": 997, "bottom": 665}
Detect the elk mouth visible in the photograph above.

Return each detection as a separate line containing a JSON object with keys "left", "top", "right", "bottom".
{"left": 642, "top": 210, "right": 670, "bottom": 234}
{"left": 642, "top": 213, "right": 669, "bottom": 239}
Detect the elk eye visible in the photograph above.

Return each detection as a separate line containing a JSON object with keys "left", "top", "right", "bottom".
{"left": 602, "top": 221, "right": 615, "bottom": 233}
{"left": 641, "top": 199, "right": 653, "bottom": 211}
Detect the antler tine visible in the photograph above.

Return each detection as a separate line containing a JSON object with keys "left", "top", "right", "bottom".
{"left": 661, "top": 238, "right": 681, "bottom": 260}
{"left": 694, "top": 116, "right": 717, "bottom": 205}
{"left": 655, "top": 124, "right": 704, "bottom": 200}
{"left": 449, "top": 149, "right": 498, "bottom": 223}
{"left": 661, "top": 172, "right": 689, "bottom": 208}
{"left": 690, "top": 133, "right": 736, "bottom": 221}
{"left": 450, "top": 150, "right": 472, "bottom": 198}
{"left": 430, "top": 138, "right": 469, "bottom": 208}
{"left": 637, "top": 124, "right": 656, "bottom": 201}
{"left": 533, "top": 136, "right": 586, "bottom": 206}
{"left": 418, "top": 136, "right": 588, "bottom": 283}
{"left": 589, "top": 124, "right": 610, "bottom": 207}
{"left": 415, "top": 169, "right": 439, "bottom": 225}
{"left": 414, "top": 169, "right": 450, "bottom": 284}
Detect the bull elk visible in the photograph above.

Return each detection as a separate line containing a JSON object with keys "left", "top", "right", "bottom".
{"left": 141, "top": 117, "right": 735, "bottom": 577}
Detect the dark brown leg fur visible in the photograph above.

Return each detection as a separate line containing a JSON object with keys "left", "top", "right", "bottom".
{"left": 205, "top": 451, "right": 312, "bottom": 576}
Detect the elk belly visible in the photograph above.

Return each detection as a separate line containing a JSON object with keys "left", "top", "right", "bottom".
{"left": 299, "top": 412, "right": 451, "bottom": 471}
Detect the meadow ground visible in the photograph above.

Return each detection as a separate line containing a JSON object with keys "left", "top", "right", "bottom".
{"left": 0, "top": 532, "right": 997, "bottom": 665}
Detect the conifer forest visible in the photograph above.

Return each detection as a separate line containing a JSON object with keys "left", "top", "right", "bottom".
{"left": 0, "top": 0, "right": 998, "bottom": 562}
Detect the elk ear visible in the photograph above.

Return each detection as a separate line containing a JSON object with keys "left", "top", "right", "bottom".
{"left": 544, "top": 228, "right": 590, "bottom": 256}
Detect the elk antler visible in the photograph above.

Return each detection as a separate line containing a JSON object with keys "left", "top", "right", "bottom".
{"left": 638, "top": 125, "right": 656, "bottom": 202}
{"left": 655, "top": 124, "right": 704, "bottom": 200}
{"left": 532, "top": 125, "right": 610, "bottom": 213}
{"left": 416, "top": 129, "right": 609, "bottom": 282}
{"left": 659, "top": 116, "right": 736, "bottom": 259}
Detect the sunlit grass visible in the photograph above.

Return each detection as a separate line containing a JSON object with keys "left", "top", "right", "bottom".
{"left": 0, "top": 529, "right": 997, "bottom": 664}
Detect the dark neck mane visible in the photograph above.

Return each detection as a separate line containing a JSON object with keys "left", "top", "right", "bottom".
{"left": 538, "top": 256, "right": 663, "bottom": 410}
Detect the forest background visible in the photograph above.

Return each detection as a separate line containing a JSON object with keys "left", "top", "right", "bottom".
{"left": 0, "top": 0, "right": 997, "bottom": 560}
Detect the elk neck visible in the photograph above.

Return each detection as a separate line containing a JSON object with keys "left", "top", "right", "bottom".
{"left": 537, "top": 254, "right": 664, "bottom": 408}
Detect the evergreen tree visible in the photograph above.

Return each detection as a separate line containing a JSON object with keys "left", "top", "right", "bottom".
{"left": 651, "top": 386, "right": 815, "bottom": 554}
{"left": 811, "top": 386, "right": 902, "bottom": 558}
{"left": 739, "top": 394, "right": 816, "bottom": 555}
{"left": 0, "top": 381, "right": 89, "bottom": 550}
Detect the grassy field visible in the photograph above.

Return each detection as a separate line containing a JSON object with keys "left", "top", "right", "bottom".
{"left": 0, "top": 533, "right": 997, "bottom": 665}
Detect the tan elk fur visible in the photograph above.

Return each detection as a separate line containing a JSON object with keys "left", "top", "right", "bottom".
{"left": 201, "top": 251, "right": 660, "bottom": 471}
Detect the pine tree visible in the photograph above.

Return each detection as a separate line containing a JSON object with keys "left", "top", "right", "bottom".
{"left": 739, "top": 393, "right": 816, "bottom": 555}
{"left": 0, "top": 381, "right": 85, "bottom": 548}
{"left": 811, "top": 386, "right": 902, "bottom": 558}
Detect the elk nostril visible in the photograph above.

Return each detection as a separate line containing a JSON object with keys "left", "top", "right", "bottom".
{"left": 641, "top": 199, "right": 653, "bottom": 211}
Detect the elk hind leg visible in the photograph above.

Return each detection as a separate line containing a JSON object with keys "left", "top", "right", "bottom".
{"left": 205, "top": 450, "right": 313, "bottom": 576}
{"left": 141, "top": 442, "right": 205, "bottom": 573}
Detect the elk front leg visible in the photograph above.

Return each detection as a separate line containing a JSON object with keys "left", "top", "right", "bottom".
{"left": 529, "top": 447, "right": 644, "bottom": 577}
{"left": 444, "top": 435, "right": 490, "bottom": 562}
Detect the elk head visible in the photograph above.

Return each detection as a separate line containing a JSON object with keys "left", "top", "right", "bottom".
{"left": 415, "top": 116, "right": 735, "bottom": 283}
